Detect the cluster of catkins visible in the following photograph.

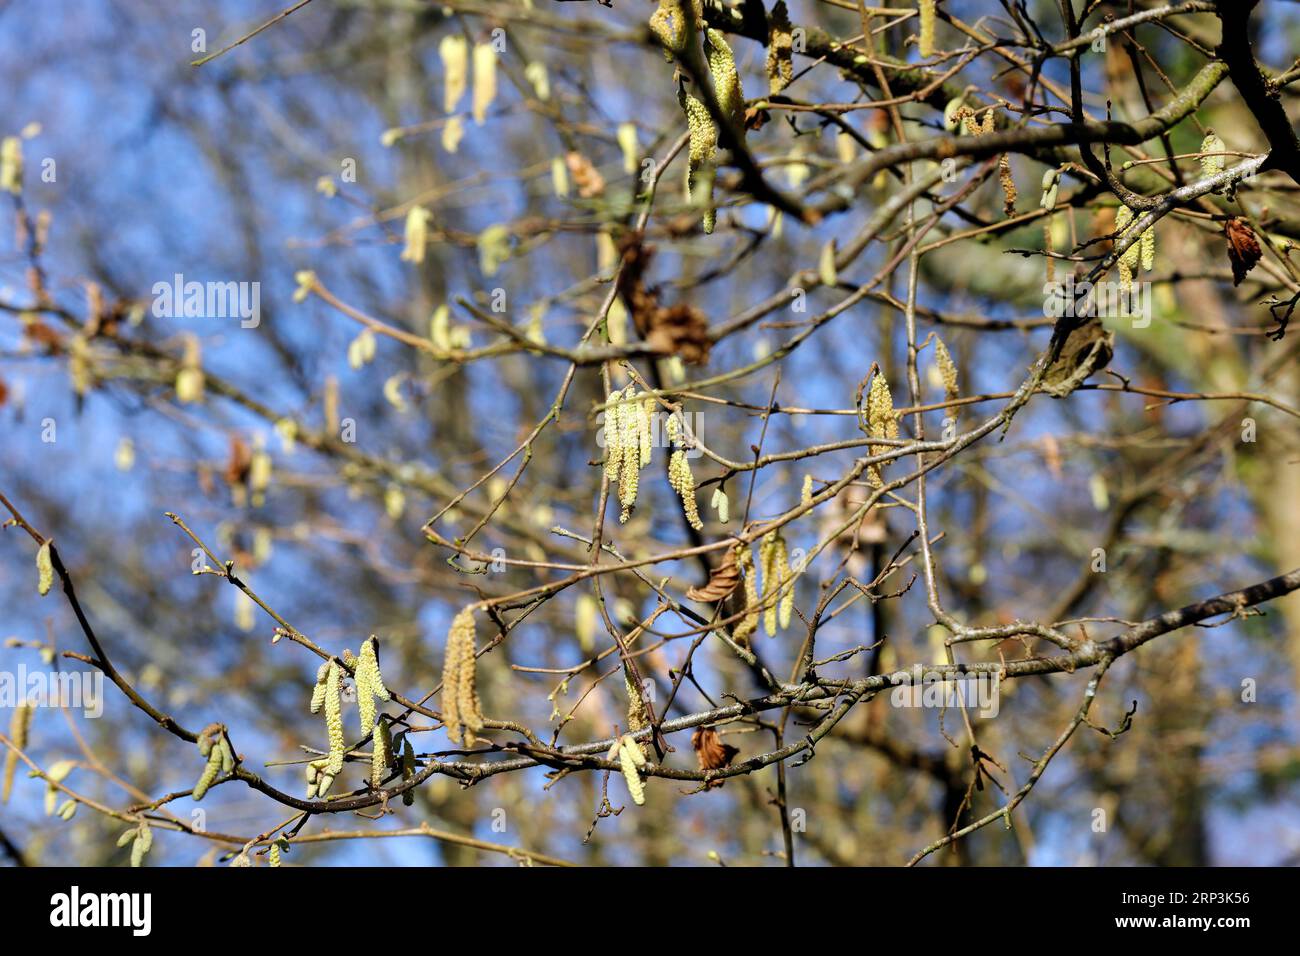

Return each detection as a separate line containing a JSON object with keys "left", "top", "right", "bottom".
{"left": 666, "top": 415, "right": 703, "bottom": 530}
{"left": 116, "top": 821, "right": 153, "bottom": 868}
{"left": 611, "top": 665, "right": 653, "bottom": 806}
{"left": 729, "top": 531, "right": 796, "bottom": 646}
{"left": 651, "top": 0, "right": 744, "bottom": 234}
{"left": 192, "top": 723, "right": 236, "bottom": 801}
{"left": 607, "top": 734, "right": 649, "bottom": 806}
{"left": 305, "top": 637, "right": 391, "bottom": 798}
{"left": 1114, "top": 205, "right": 1156, "bottom": 291}
{"left": 603, "top": 386, "right": 701, "bottom": 528}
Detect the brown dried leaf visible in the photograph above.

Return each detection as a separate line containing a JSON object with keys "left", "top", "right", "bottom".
{"left": 224, "top": 435, "right": 251, "bottom": 488}
{"left": 644, "top": 303, "right": 711, "bottom": 365}
{"left": 1224, "top": 217, "right": 1261, "bottom": 286}
{"left": 22, "top": 319, "right": 63, "bottom": 353}
{"left": 686, "top": 547, "right": 740, "bottom": 602}
{"left": 691, "top": 726, "right": 739, "bottom": 787}
{"left": 565, "top": 151, "right": 605, "bottom": 199}
{"left": 616, "top": 234, "right": 711, "bottom": 364}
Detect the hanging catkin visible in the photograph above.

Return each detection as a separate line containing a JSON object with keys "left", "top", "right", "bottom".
{"left": 400, "top": 207, "right": 432, "bottom": 264}
{"left": 933, "top": 336, "right": 959, "bottom": 403}
{"left": 472, "top": 43, "right": 497, "bottom": 126}
{"left": 604, "top": 386, "right": 652, "bottom": 523}
{"left": 1113, "top": 205, "right": 1152, "bottom": 290}
{"left": 704, "top": 30, "right": 744, "bottom": 128}
{"left": 766, "top": 0, "right": 794, "bottom": 95}
{"left": 440, "top": 36, "right": 468, "bottom": 114}
{"left": 354, "top": 635, "right": 391, "bottom": 735}
{"left": 192, "top": 726, "right": 232, "bottom": 802}
{"left": 442, "top": 606, "right": 485, "bottom": 745}
{"left": 323, "top": 661, "right": 345, "bottom": 775}
{"left": 865, "top": 372, "right": 899, "bottom": 487}
{"left": 1200, "top": 130, "right": 1226, "bottom": 177}
{"left": 612, "top": 734, "right": 647, "bottom": 805}
{"left": 371, "top": 716, "right": 392, "bottom": 789}
{"left": 36, "top": 541, "right": 53, "bottom": 596}
{"left": 666, "top": 414, "right": 703, "bottom": 530}
{"left": 733, "top": 544, "right": 759, "bottom": 646}
{"left": 2, "top": 702, "right": 32, "bottom": 803}
{"left": 918, "top": 0, "right": 936, "bottom": 57}
{"left": 710, "top": 487, "right": 730, "bottom": 524}
{"left": 679, "top": 87, "right": 718, "bottom": 234}
{"left": 759, "top": 531, "right": 793, "bottom": 636}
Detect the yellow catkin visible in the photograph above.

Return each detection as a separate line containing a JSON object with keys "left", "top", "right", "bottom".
{"left": 611, "top": 386, "right": 645, "bottom": 522}
{"left": 649, "top": 0, "right": 694, "bottom": 58}
{"left": 734, "top": 545, "right": 759, "bottom": 645}
{"left": 767, "top": 0, "right": 794, "bottom": 95}
{"left": 218, "top": 736, "right": 235, "bottom": 774}
{"left": 442, "top": 116, "right": 464, "bottom": 154}
{"left": 551, "top": 156, "right": 569, "bottom": 197}
{"left": 710, "top": 487, "right": 730, "bottom": 523}
{"left": 176, "top": 337, "right": 205, "bottom": 404}
{"left": 618, "top": 736, "right": 646, "bottom": 805}
{"left": 192, "top": 747, "right": 221, "bottom": 801}
{"left": 1114, "top": 205, "right": 1148, "bottom": 290}
{"left": 934, "top": 336, "right": 959, "bottom": 401}
{"left": 400, "top": 206, "right": 432, "bottom": 264}
{"left": 130, "top": 823, "right": 151, "bottom": 868}
{"left": 665, "top": 414, "right": 702, "bottom": 528}
{"left": 309, "top": 661, "right": 329, "bottom": 714}
{"left": 603, "top": 391, "right": 624, "bottom": 483}
{"left": 2, "top": 702, "right": 32, "bottom": 803}
{"left": 442, "top": 607, "right": 484, "bottom": 745}
{"left": 759, "top": 531, "right": 791, "bottom": 637}
{"left": 575, "top": 593, "right": 598, "bottom": 652}
{"left": 36, "top": 541, "right": 53, "bottom": 596}
{"left": 679, "top": 89, "right": 718, "bottom": 234}
{"left": 324, "top": 661, "right": 345, "bottom": 775}
{"left": 999, "top": 154, "right": 1017, "bottom": 216}
{"left": 669, "top": 451, "right": 703, "bottom": 529}
{"left": 617, "top": 123, "right": 638, "bottom": 174}
{"left": 269, "top": 843, "right": 282, "bottom": 867}
{"left": 865, "top": 372, "right": 899, "bottom": 487}
{"left": 0, "top": 136, "right": 22, "bottom": 194}
{"left": 1200, "top": 130, "right": 1225, "bottom": 177}
{"left": 440, "top": 36, "right": 468, "bottom": 114}
{"left": 1040, "top": 167, "right": 1061, "bottom": 210}
{"left": 704, "top": 30, "right": 744, "bottom": 127}
{"left": 638, "top": 398, "right": 654, "bottom": 468}
{"left": 801, "top": 474, "right": 813, "bottom": 506}
{"left": 472, "top": 43, "right": 497, "bottom": 126}
{"left": 355, "top": 636, "right": 391, "bottom": 734}
{"left": 525, "top": 61, "right": 549, "bottom": 101}
{"left": 624, "top": 669, "right": 649, "bottom": 735}
{"left": 918, "top": 0, "right": 936, "bottom": 57}
{"left": 371, "top": 717, "right": 392, "bottom": 789}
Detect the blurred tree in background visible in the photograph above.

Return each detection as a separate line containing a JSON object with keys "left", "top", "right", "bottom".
{"left": 1, "top": 0, "right": 1299, "bottom": 867}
